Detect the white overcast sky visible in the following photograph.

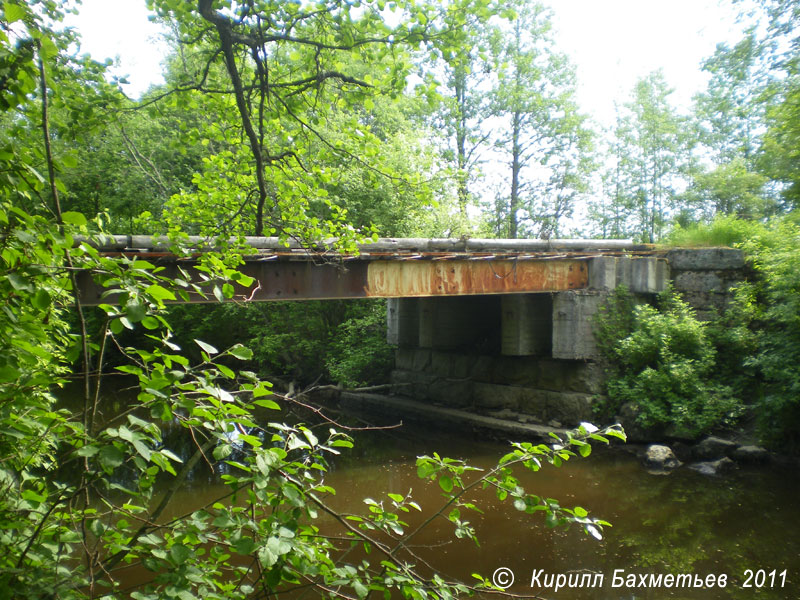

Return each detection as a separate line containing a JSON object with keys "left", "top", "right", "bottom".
{"left": 67, "top": 0, "right": 750, "bottom": 128}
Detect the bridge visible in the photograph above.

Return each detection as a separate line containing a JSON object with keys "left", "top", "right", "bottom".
{"left": 75, "top": 235, "right": 663, "bottom": 301}
{"left": 75, "top": 236, "right": 745, "bottom": 431}
{"left": 75, "top": 235, "right": 675, "bottom": 357}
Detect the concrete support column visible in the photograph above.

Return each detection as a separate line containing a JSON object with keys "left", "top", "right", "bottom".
{"left": 501, "top": 294, "right": 552, "bottom": 356}
{"left": 387, "top": 298, "right": 419, "bottom": 347}
{"left": 552, "top": 291, "right": 607, "bottom": 360}
{"left": 588, "top": 256, "right": 669, "bottom": 294}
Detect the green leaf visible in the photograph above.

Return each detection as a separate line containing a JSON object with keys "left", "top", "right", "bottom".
{"left": 132, "top": 439, "right": 152, "bottom": 461}
{"left": 99, "top": 445, "right": 124, "bottom": 473}
{"left": 76, "top": 445, "right": 99, "bottom": 457}
{"left": 222, "top": 282, "right": 235, "bottom": 298}
{"left": 239, "top": 434, "right": 262, "bottom": 448}
{"left": 234, "top": 537, "right": 256, "bottom": 555}
{"left": 126, "top": 301, "right": 146, "bottom": 323}
{"left": 145, "top": 284, "right": 176, "bottom": 302}
{"left": 141, "top": 316, "right": 160, "bottom": 330}
{"left": 194, "top": 339, "right": 218, "bottom": 355}
{"left": 416, "top": 461, "right": 436, "bottom": 479}
{"left": 213, "top": 444, "right": 232, "bottom": 460}
{"left": 438, "top": 475, "right": 454, "bottom": 493}
{"left": 217, "top": 363, "right": 235, "bottom": 379}
{"left": 109, "top": 318, "right": 124, "bottom": 335}
{"left": 61, "top": 211, "right": 87, "bottom": 226}
{"left": 253, "top": 399, "right": 280, "bottom": 410}
{"left": 169, "top": 544, "right": 192, "bottom": 565}
{"left": 4, "top": 3, "right": 26, "bottom": 23}
{"left": 354, "top": 581, "right": 369, "bottom": 599}
{"left": 252, "top": 383, "right": 272, "bottom": 398}
{"left": 61, "top": 152, "right": 78, "bottom": 168}
{"left": 38, "top": 36, "right": 58, "bottom": 59}
{"left": 31, "top": 289, "right": 51, "bottom": 310}
{"left": 579, "top": 444, "right": 591, "bottom": 458}
{"left": 231, "top": 272, "right": 254, "bottom": 287}
{"left": 228, "top": 344, "right": 253, "bottom": 360}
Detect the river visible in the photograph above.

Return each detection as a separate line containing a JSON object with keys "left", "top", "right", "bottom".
{"left": 159, "top": 420, "right": 799, "bottom": 600}
{"left": 60, "top": 385, "right": 800, "bottom": 599}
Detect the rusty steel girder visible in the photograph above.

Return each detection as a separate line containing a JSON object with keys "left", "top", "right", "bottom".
{"left": 75, "top": 257, "right": 589, "bottom": 305}
{"left": 364, "top": 259, "right": 586, "bottom": 297}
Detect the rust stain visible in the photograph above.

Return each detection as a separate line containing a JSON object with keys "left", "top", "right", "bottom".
{"left": 365, "top": 259, "right": 588, "bottom": 297}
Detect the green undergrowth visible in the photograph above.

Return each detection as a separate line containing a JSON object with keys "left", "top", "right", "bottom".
{"left": 595, "top": 286, "right": 743, "bottom": 439}
{"left": 598, "top": 212, "right": 800, "bottom": 450}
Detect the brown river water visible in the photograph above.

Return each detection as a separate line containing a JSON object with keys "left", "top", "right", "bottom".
{"left": 156, "top": 422, "right": 799, "bottom": 600}
{"left": 61, "top": 386, "right": 800, "bottom": 599}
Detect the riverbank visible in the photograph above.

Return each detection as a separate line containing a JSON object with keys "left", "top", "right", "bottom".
{"left": 334, "top": 391, "right": 797, "bottom": 475}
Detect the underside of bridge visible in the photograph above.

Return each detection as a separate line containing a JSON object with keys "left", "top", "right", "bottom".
{"left": 386, "top": 253, "right": 669, "bottom": 360}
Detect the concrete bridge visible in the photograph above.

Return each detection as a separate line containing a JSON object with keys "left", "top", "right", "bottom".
{"left": 76, "top": 236, "right": 746, "bottom": 429}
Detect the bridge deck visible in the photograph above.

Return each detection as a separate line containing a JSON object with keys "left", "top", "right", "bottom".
{"left": 74, "top": 237, "right": 659, "bottom": 304}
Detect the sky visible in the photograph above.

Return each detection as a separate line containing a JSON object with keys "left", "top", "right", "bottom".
{"left": 66, "top": 0, "right": 749, "bottom": 127}
{"left": 540, "top": 0, "right": 747, "bottom": 127}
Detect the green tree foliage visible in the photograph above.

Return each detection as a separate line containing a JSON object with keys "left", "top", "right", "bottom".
{"left": 2, "top": 2, "right": 622, "bottom": 598}
{"left": 424, "top": 1, "right": 508, "bottom": 220}
{"left": 142, "top": 0, "right": 503, "bottom": 243}
{"left": 682, "top": 157, "right": 770, "bottom": 221}
{"left": 760, "top": 82, "right": 800, "bottom": 209}
{"left": 727, "top": 0, "right": 800, "bottom": 211}
{"left": 490, "top": 1, "right": 595, "bottom": 239}
{"left": 595, "top": 287, "right": 741, "bottom": 438}
{"left": 693, "top": 32, "right": 771, "bottom": 166}
{"left": 685, "top": 32, "right": 779, "bottom": 222}
{"left": 58, "top": 101, "right": 208, "bottom": 231}
{"left": 734, "top": 217, "right": 800, "bottom": 448}
{"left": 164, "top": 300, "right": 394, "bottom": 389}
{"left": 593, "top": 72, "right": 691, "bottom": 242}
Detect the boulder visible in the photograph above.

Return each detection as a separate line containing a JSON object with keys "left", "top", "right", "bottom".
{"left": 644, "top": 444, "right": 682, "bottom": 472}
{"left": 692, "top": 436, "right": 738, "bottom": 460}
{"left": 732, "top": 445, "right": 770, "bottom": 464}
{"left": 689, "top": 457, "right": 737, "bottom": 476}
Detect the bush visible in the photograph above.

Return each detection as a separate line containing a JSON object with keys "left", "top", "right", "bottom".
{"left": 596, "top": 287, "right": 742, "bottom": 438}
{"left": 735, "top": 217, "right": 800, "bottom": 449}
{"left": 663, "top": 214, "right": 768, "bottom": 248}
{"left": 325, "top": 301, "right": 394, "bottom": 387}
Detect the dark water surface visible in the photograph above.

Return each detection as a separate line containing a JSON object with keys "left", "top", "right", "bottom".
{"left": 59, "top": 385, "right": 799, "bottom": 598}
{"left": 164, "top": 423, "right": 799, "bottom": 600}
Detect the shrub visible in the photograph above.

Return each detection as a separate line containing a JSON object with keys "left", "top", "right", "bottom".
{"left": 596, "top": 287, "right": 742, "bottom": 438}
{"left": 663, "top": 214, "right": 768, "bottom": 248}
{"left": 325, "top": 301, "right": 394, "bottom": 387}
{"left": 735, "top": 217, "right": 800, "bottom": 449}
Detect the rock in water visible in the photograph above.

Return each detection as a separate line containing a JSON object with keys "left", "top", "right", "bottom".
{"left": 692, "top": 436, "right": 738, "bottom": 460}
{"left": 644, "top": 444, "right": 682, "bottom": 472}
{"left": 732, "top": 445, "right": 770, "bottom": 464}
{"left": 689, "top": 457, "right": 737, "bottom": 476}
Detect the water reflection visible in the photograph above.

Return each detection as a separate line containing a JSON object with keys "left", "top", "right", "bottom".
{"left": 58, "top": 385, "right": 799, "bottom": 599}
{"left": 160, "top": 428, "right": 799, "bottom": 600}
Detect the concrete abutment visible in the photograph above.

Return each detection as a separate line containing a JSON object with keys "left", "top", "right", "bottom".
{"left": 385, "top": 248, "right": 746, "bottom": 429}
